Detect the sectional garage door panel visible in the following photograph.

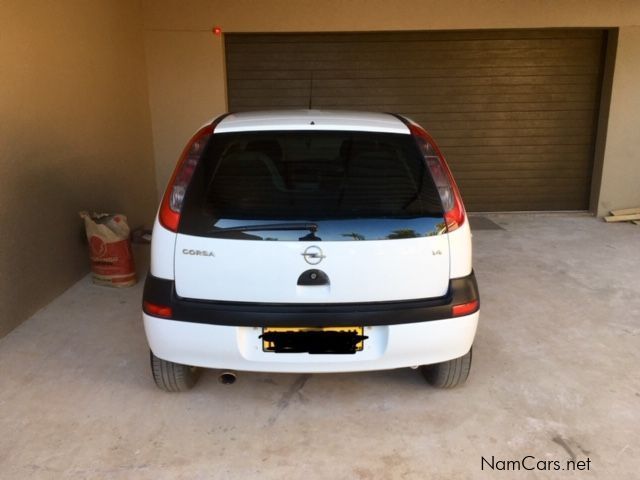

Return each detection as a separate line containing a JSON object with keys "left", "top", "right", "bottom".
{"left": 225, "top": 30, "right": 606, "bottom": 211}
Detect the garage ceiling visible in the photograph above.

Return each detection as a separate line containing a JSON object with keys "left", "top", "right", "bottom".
{"left": 225, "top": 29, "right": 606, "bottom": 211}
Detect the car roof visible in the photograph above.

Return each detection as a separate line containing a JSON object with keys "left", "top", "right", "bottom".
{"left": 214, "top": 110, "right": 410, "bottom": 134}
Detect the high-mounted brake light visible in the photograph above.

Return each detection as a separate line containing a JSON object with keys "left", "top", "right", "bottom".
{"left": 159, "top": 117, "right": 224, "bottom": 232}
{"left": 143, "top": 301, "right": 173, "bottom": 318}
{"left": 407, "top": 122, "right": 466, "bottom": 232}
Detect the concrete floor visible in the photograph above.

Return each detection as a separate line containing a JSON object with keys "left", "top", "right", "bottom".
{"left": 1, "top": 213, "right": 639, "bottom": 479}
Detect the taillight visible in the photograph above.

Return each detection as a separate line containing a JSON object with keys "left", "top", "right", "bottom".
{"left": 159, "top": 122, "right": 218, "bottom": 231}
{"left": 408, "top": 123, "right": 466, "bottom": 232}
{"left": 143, "top": 301, "right": 173, "bottom": 318}
{"left": 452, "top": 299, "right": 479, "bottom": 317}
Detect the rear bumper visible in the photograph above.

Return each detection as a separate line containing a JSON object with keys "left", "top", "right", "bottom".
{"left": 142, "top": 272, "right": 479, "bottom": 372}
{"left": 143, "top": 312, "right": 479, "bottom": 373}
{"left": 142, "top": 272, "right": 479, "bottom": 327}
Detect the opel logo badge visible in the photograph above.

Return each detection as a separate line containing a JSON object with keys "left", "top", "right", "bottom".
{"left": 301, "top": 246, "right": 325, "bottom": 265}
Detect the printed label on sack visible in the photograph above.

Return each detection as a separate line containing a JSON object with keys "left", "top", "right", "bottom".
{"left": 88, "top": 236, "right": 135, "bottom": 277}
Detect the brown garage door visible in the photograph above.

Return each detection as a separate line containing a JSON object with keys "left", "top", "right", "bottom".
{"left": 225, "top": 29, "right": 606, "bottom": 211}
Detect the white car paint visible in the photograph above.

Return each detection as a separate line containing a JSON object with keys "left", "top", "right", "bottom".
{"left": 174, "top": 234, "right": 450, "bottom": 303}
{"left": 144, "top": 312, "right": 478, "bottom": 373}
{"left": 447, "top": 218, "right": 473, "bottom": 279}
{"left": 215, "top": 110, "right": 410, "bottom": 134}
{"left": 150, "top": 215, "right": 176, "bottom": 280}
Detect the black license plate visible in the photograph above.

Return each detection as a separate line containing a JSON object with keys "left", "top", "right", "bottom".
{"left": 261, "top": 327, "right": 367, "bottom": 354}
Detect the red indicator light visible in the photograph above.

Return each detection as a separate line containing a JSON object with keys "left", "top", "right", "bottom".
{"left": 213, "top": 26, "right": 222, "bottom": 36}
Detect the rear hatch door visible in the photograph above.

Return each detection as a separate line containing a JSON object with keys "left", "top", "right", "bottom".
{"left": 174, "top": 129, "right": 449, "bottom": 303}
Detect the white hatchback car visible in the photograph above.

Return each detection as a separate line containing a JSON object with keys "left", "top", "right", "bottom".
{"left": 143, "top": 110, "right": 479, "bottom": 391}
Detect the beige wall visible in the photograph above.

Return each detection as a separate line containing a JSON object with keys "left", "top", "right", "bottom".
{"left": 597, "top": 26, "right": 640, "bottom": 215}
{"left": 144, "top": 31, "right": 226, "bottom": 192}
{"left": 0, "top": 0, "right": 158, "bottom": 337}
{"left": 144, "top": 0, "right": 640, "bottom": 31}
{"left": 142, "top": 0, "right": 640, "bottom": 214}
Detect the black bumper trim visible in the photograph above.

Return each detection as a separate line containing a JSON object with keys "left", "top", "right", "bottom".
{"left": 142, "top": 272, "right": 479, "bottom": 327}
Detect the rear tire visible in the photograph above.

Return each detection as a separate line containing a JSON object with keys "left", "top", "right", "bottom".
{"left": 150, "top": 350, "right": 201, "bottom": 392}
{"left": 420, "top": 348, "right": 472, "bottom": 388}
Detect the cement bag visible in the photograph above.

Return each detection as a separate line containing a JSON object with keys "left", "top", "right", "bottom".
{"left": 79, "top": 211, "right": 137, "bottom": 287}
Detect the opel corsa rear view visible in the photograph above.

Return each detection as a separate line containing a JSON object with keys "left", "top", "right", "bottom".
{"left": 142, "top": 110, "right": 479, "bottom": 391}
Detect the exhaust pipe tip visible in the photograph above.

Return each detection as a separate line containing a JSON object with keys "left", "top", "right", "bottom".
{"left": 218, "top": 372, "right": 237, "bottom": 385}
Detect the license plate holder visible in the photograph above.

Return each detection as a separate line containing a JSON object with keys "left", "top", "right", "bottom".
{"left": 261, "top": 326, "right": 367, "bottom": 354}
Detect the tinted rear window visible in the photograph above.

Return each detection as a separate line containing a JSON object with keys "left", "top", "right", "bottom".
{"left": 182, "top": 130, "right": 442, "bottom": 221}
{"left": 180, "top": 131, "right": 442, "bottom": 240}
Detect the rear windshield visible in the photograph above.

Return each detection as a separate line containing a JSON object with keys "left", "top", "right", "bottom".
{"left": 179, "top": 130, "right": 445, "bottom": 239}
